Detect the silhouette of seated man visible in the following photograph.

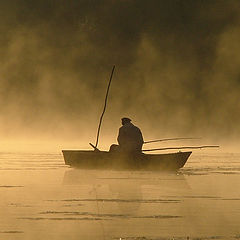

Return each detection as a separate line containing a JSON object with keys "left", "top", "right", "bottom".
{"left": 110, "top": 117, "right": 144, "bottom": 154}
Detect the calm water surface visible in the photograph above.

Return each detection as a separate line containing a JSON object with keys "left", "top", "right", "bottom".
{"left": 1, "top": 151, "right": 240, "bottom": 240}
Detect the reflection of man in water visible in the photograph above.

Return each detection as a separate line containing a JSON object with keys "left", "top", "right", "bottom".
{"left": 110, "top": 117, "right": 144, "bottom": 154}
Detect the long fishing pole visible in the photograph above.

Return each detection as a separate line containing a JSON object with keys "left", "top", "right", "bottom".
{"left": 144, "top": 137, "right": 200, "bottom": 144}
{"left": 142, "top": 145, "right": 219, "bottom": 152}
{"left": 93, "top": 65, "right": 115, "bottom": 149}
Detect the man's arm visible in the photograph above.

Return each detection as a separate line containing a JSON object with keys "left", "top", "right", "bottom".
{"left": 137, "top": 127, "right": 144, "bottom": 144}
{"left": 117, "top": 127, "right": 123, "bottom": 145}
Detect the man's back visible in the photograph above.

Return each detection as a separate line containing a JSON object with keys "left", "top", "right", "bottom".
{"left": 117, "top": 122, "right": 143, "bottom": 152}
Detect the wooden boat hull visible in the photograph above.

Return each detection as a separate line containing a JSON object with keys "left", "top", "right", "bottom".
{"left": 62, "top": 150, "right": 191, "bottom": 171}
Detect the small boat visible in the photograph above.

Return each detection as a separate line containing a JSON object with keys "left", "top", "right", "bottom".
{"left": 61, "top": 68, "right": 198, "bottom": 171}
{"left": 62, "top": 150, "right": 191, "bottom": 171}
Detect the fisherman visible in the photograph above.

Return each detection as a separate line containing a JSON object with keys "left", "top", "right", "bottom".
{"left": 110, "top": 117, "right": 144, "bottom": 154}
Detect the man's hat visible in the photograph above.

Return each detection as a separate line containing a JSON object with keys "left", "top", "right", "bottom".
{"left": 121, "top": 117, "right": 132, "bottom": 123}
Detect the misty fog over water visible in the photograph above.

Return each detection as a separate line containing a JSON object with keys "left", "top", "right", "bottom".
{"left": 0, "top": 0, "right": 240, "bottom": 148}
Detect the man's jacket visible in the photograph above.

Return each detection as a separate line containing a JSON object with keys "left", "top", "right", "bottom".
{"left": 117, "top": 122, "right": 144, "bottom": 152}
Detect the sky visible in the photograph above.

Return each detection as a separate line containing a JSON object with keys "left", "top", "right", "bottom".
{"left": 0, "top": 0, "right": 240, "bottom": 147}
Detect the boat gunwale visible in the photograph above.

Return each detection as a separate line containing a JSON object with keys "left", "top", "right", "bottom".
{"left": 62, "top": 150, "right": 192, "bottom": 156}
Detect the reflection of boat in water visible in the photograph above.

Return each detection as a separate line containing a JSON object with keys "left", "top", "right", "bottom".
{"left": 62, "top": 150, "right": 191, "bottom": 171}
{"left": 62, "top": 169, "right": 190, "bottom": 215}
{"left": 63, "top": 169, "right": 189, "bottom": 186}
